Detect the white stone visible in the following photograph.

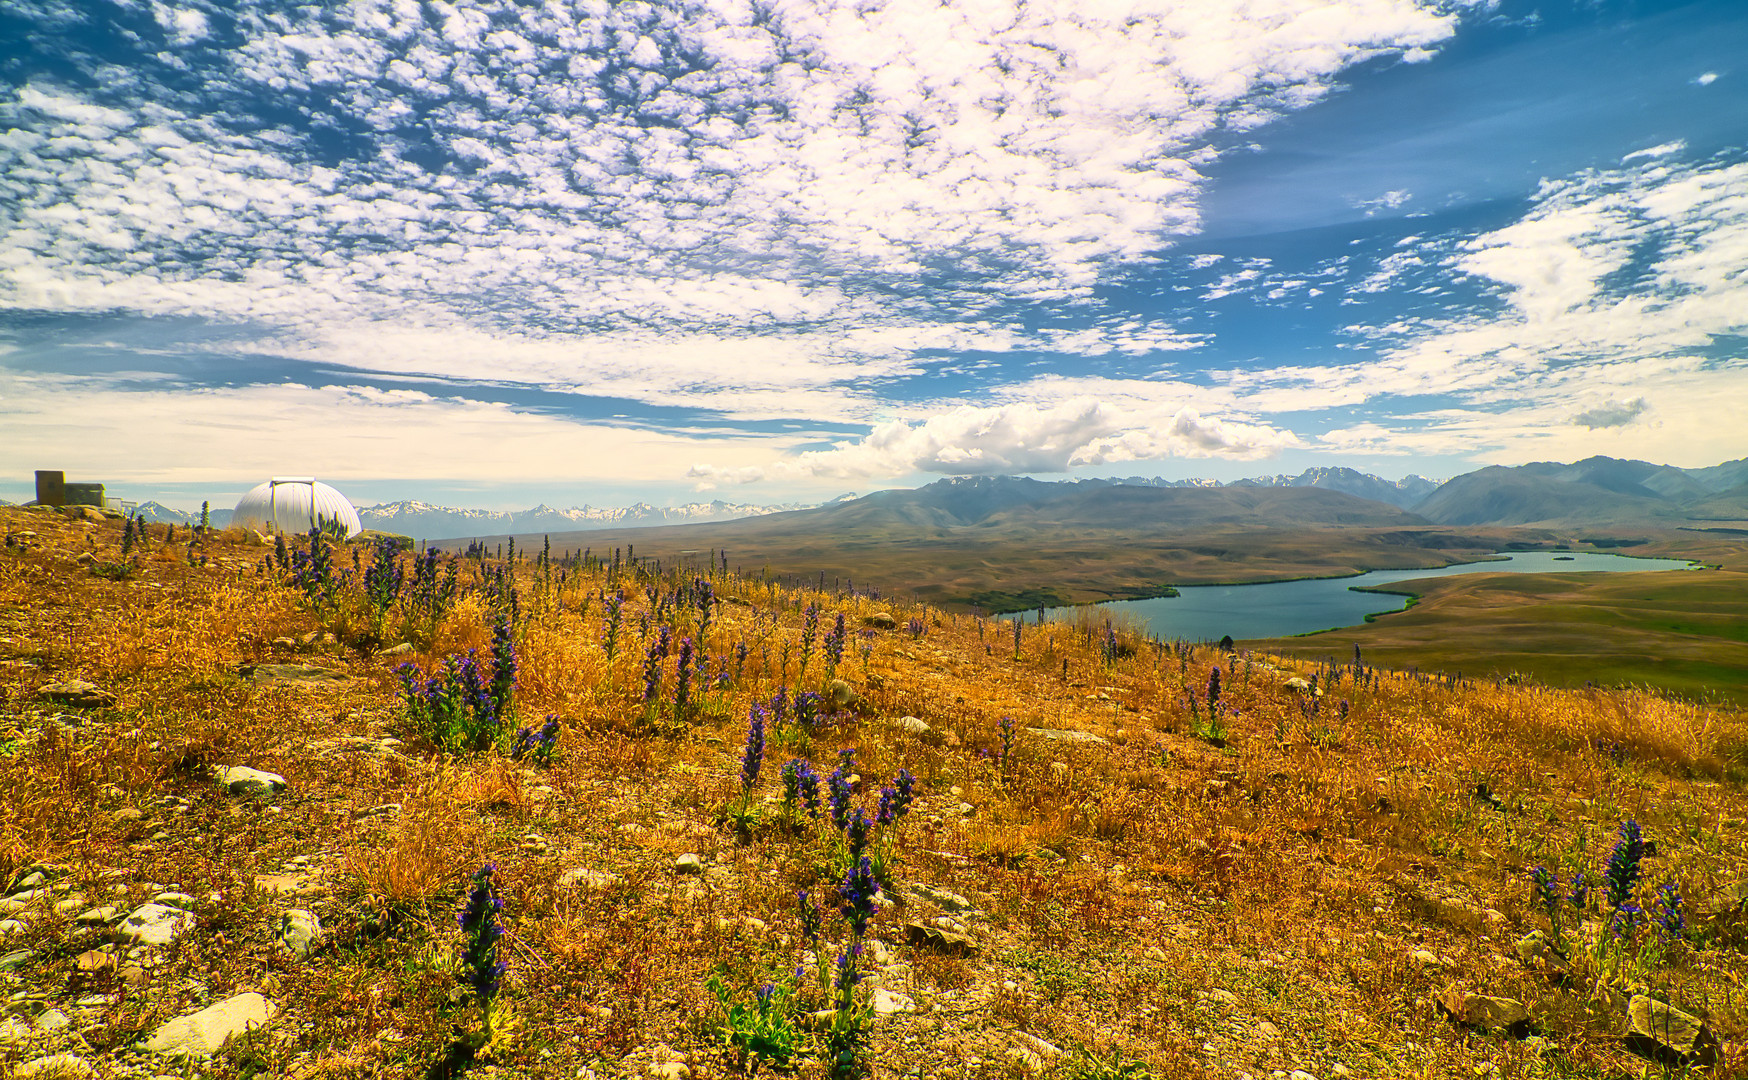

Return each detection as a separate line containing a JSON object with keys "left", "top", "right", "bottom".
{"left": 278, "top": 910, "right": 321, "bottom": 956}
{"left": 143, "top": 992, "right": 276, "bottom": 1057}
{"left": 117, "top": 903, "right": 194, "bottom": 946}
{"left": 14, "top": 1053, "right": 95, "bottom": 1079}
{"left": 674, "top": 854, "right": 703, "bottom": 875}
{"left": 214, "top": 766, "right": 287, "bottom": 797}
{"left": 872, "top": 988, "right": 915, "bottom": 1015}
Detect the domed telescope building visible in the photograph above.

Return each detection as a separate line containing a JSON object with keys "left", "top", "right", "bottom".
{"left": 232, "top": 477, "right": 363, "bottom": 539}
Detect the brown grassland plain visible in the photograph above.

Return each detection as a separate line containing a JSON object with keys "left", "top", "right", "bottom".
{"left": 1, "top": 506, "right": 1747, "bottom": 1079}
{"left": 1255, "top": 532, "right": 1748, "bottom": 706}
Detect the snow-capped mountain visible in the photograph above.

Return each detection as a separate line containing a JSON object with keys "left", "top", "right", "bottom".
{"left": 355, "top": 498, "right": 822, "bottom": 541}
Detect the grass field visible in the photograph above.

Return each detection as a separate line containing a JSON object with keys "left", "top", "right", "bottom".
{"left": 1251, "top": 534, "right": 1748, "bottom": 702}
{"left": 4, "top": 508, "right": 1746, "bottom": 1079}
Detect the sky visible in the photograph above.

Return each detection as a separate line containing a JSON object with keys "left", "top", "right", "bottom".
{"left": 2, "top": 0, "right": 1745, "bottom": 512}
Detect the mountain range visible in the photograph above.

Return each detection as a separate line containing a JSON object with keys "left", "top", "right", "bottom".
{"left": 62, "top": 454, "right": 1748, "bottom": 539}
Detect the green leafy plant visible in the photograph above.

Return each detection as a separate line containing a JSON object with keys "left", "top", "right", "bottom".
{"left": 706, "top": 973, "right": 802, "bottom": 1074}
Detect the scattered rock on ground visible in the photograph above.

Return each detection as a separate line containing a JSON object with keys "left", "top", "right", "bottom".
{"left": 1437, "top": 988, "right": 1531, "bottom": 1036}
{"left": 13, "top": 1053, "right": 95, "bottom": 1079}
{"left": 278, "top": 909, "right": 322, "bottom": 956}
{"left": 116, "top": 903, "right": 194, "bottom": 946}
{"left": 904, "top": 921, "right": 977, "bottom": 955}
{"left": 674, "top": 854, "right": 703, "bottom": 875}
{"left": 214, "top": 765, "right": 287, "bottom": 797}
{"left": 559, "top": 867, "right": 621, "bottom": 890}
{"left": 825, "top": 679, "right": 859, "bottom": 710}
{"left": 242, "top": 664, "right": 350, "bottom": 687}
{"left": 862, "top": 612, "right": 897, "bottom": 630}
{"left": 36, "top": 681, "right": 114, "bottom": 708}
{"left": 142, "top": 992, "right": 277, "bottom": 1057}
{"left": 1624, "top": 994, "right": 1720, "bottom": 1066}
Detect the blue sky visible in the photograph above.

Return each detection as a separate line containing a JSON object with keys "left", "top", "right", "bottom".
{"left": 2, "top": 0, "right": 1745, "bottom": 512}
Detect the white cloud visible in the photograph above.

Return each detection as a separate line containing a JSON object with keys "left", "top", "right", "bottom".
{"left": 1622, "top": 140, "right": 1685, "bottom": 163}
{"left": 0, "top": 374, "right": 809, "bottom": 488}
{"left": 1694, "top": 72, "right": 1719, "bottom": 86}
{"left": 723, "top": 397, "right": 1302, "bottom": 481}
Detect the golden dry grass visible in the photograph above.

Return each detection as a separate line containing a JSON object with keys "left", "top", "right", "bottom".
{"left": 1, "top": 506, "right": 1746, "bottom": 1080}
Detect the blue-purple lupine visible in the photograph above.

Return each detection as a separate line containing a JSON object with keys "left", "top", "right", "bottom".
{"left": 781, "top": 759, "right": 822, "bottom": 819}
{"left": 511, "top": 714, "right": 560, "bottom": 765}
{"left": 1207, "top": 665, "right": 1222, "bottom": 712}
{"left": 1530, "top": 865, "right": 1564, "bottom": 945}
{"left": 793, "top": 690, "right": 822, "bottom": 727}
{"left": 602, "top": 588, "right": 625, "bottom": 662}
{"left": 769, "top": 685, "right": 789, "bottom": 727}
{"left": 844, "top": 807, "right": 871, "bottom": 861}
{"left": 876, "top": 770, "right": 915, "bottom": 826}
{"left": 362, "top": 535, "right": 404, "bottom": 628}
{"left": 823, "top": 612, "right": 846, "bottom": 680}
{"left": 798, "top": 603, "right": 820, "bottom": 679}
{"left": 1604, "top": 820, "right": 1644, "bottom": 910}
{"left": 396, "top": 647, "right": 509, "bottom": 752}
{"left": 827, "top": 748, "right": 857, "bottom": 831}
{"left": 1655, "top": 882, "right": 1685, "bottom": 943}
{"left": 457, "top": 864, "right": 506, "bottom": 1042}
{"left": 674, "top": 636, "right": 695, "bottom": 715}
{"left": 1568, "top": 870, "right": 1590, "bottom": 910}
{"left": 741, "top": 705, "right": 766, "bottom": 791}
{"left": 489, "top": 615, "right": 517, "bottom": 724}
{"left": 695, "top": 577, "right": 714, "bottom": 648}
{"left": 998, "top": 716, "right": 1015, "bottom": 781}
{"left": 838, "top": 855, "right": 879, "bottom": 939}
{"left": 642, "top": 625, "right": 671, "bottom": 703}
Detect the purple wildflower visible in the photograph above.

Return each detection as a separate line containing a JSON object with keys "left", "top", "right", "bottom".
{"left": 740, "top": 704, "right": 766, "bottom": 790}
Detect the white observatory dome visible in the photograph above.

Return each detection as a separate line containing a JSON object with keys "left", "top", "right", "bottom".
{"left": 232, "top": 477, "right": 363, "bottom": 538}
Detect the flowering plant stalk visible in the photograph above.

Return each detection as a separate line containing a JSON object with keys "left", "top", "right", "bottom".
{"left": 457, "top": 864, "right": 507, "bottom": 1047}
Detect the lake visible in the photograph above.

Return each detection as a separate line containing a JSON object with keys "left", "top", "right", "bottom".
{"left": 1022, "top": 551, "right": 1701, "bottom": 642}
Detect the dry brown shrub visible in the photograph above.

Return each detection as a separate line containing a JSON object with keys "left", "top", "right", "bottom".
{"left": 347, "top": 777, "right": 485, "bottom": 907}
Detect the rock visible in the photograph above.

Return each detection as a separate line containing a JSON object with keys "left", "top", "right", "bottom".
{"left": 1023, "top": 726, "right": 1107, "bottom": 745}
{"left": 1514, "top": 930, "right": 1568, "bottom": 972}
{"left": 825, "top": 679, "right": 859, "bottom": 710}
{"left": 1437, "top": 988, "right": 1530, "bottom": 1036}
{"left": 152, "top": 891, "right": 197, "bottom": 909}
{"left": 37, "top": 681, "right": 114, "bottom": 708}
{"left": 14, "top": 1053, "right": 95, "bottom": 1079}
{"left": 648, "top": 1065, "right": 690, "bottom": 1080}
{"left": 903, "top": 921, "right": 977, "bottom": 955}
{"left": 74, "top": 949, "right": 113, "bottom": 975}
{"left": 143, "top": 992, "right": 276, "bottom": 1057}
{"left": 112, "top": 808, "right": 143, "bottom": 824}
{"left": 871, "top": 988, "right": 915, "bottom": 1015}
{"left": 1623, "top": 994, "right": 1720, "bottom": 1067}
{"left": 377, "top": 642, "right": 414, "bottom": 657}
{"left": 0, "top": 919, "right": 24, "bottom": 937}
{"left": 34, "top": 1009, "right": 70, "bottom": 1034}
{"left": 278, "top": 910, "right": 322, "bottom": 956}
{"left": 0, "top": 948, "right": 34, "bottom": 970}
{"left": 1284, "top": 677, "right": 1311, "bottom": 690}
{"left": 909, "top": 883, "right": 973, "bottom": 912}
{"left": 10, "top": 869, "right": 48, "bottom": 892}
{"left": 674, "top": 854, "right": 703, "bottom": 875}
{"left": 890, "top": 715, "right": 932, "bottom": 737}
{"left": 242, "top": 663, "right": 349, "bottom": 687}
{"left": 215, "top": 765, "right": 287, "bottom": 797}
{"left": 1409, "top": 949, "right": 1442, "bottom": 968}
{"left": 117, "top": 903, "right": 194, "bottom": 946}
{"left": 1012, "top": 1032, "right": 1062, "bottom": 1060}
{"left": 559, "top": 868, "right": 621, "bottom": 890}
{"left": 1207, "top": 988, "right": 1239, "bottom": 1006}
{"left": 862, "top": 612, "right": 897, "bottom": 630}
{"left": 75, "top": 905, "right": 119, "bottom": 925}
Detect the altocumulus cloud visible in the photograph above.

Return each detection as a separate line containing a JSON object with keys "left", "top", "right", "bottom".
{"left": 0, "top": 0, "right": 1480, "bottom": 486}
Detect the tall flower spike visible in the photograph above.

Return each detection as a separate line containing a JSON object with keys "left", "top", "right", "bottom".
{"left": 740, "top": 704, "right": 766, "bottom": 790}
{"left": 1604, "top": 819, "right": 1644, "bottom": 910}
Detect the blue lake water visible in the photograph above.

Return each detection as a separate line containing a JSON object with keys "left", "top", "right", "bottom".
{"left": 1021, "top": 551, "right": 1700, "bottom": 642}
